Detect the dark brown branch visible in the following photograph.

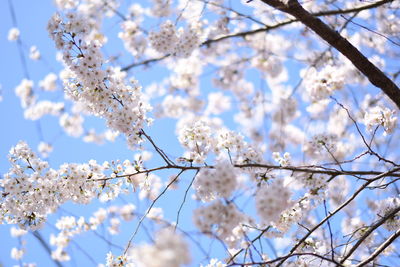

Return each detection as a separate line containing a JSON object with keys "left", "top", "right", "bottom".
{"left": 94, "top": 163, "right": 400, "bottom": 182}
{"left": 259, "top": 0, "right": 400, "bottom": 108}
{"left": 121, "top": 55, "right": 169, "bottom": 72}
{"left": 140, "top": 129, "right": 176, "bottom": 166}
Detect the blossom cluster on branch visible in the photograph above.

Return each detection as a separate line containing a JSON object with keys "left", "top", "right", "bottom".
{"left": 2, "top": 0, "right": 400, "bottom": 266}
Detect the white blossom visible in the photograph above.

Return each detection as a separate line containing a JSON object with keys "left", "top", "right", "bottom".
{"left": 11, "top": 248, "right": 25, "bottom": 260}
{"left": 256, "top": 179, "right": 292, "bottom": 224}
{"left": 8, "top": 28, "right": 20, "bottom": 41}
{"left": 29, "top": 46, "right": 41, "bottom": 60}
{"left": 128, "top": 228, "right": 191, "bottom": 267}
{"left": 194, "top": 160, "right": 238, "bottom": 201}
{"left": 364, "top": 105, "right": 397, "bottom": 135}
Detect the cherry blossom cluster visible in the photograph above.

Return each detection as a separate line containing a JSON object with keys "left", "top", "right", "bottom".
{"left": 1, "top": 141, "right": 158, "bottom": 230}
{"left": 150, "top": 0, "right": 174, "bottom": 17}
{"left": 39, "top": 73, "right": 58, "bottom": 91}
{"left": 275, "top": 196, "right": 311, "bottom": 233}
{"left": 255, "top": 179, "right": 292, "bottom": 225}
{"left": 95, "top": 153, "right": 163, "bottom": 202}
{"left": 295, "top": 172, "right": 329, "bottom": 196}
{"left": 59, "top": 113, "right": 84, "bottom": 137}
{"left": 54, "top": 0, "right": 77, "bottom": 9}
{"left": 194, "top": 160, "right": 238, "bottom": 202}
{"left": 47, "top": 12, "right": 152, "bottom": 148}
{"left": 327, "top": 176, "right": 350, "bottom": 208}
{"left": 178, "top": 118, "right": 213, "bottom": 163}
{"left": 15, "top": 78, "right": 65, "bottom": 122}
{"left": 178, "top": 117, "right": 263, "bottom": 164}
{"left": 375, "top": 197, "right": 400, "bottom": 231}
{"left": 37, "top": 142, "right": 53, "bottom": 158}
{"left": 50, "top": 204, "right": 136, "bottom": 262}
{"left": 149, "top": 21, "right": 177, "bottom": 54}
{"left": 193, "top": 200, "right": 249, "bottom": 248}
{"left": 213, "top": 129, "right": 263, "bottom": 165}
{"left": 212, "top": 57, "right": 244, "bottom": 91}
{"left": 271, "top": 96, "right": 298, "bottom": 125}
{"left": 205, "top": 92, "right": 231, "bottom": 115}
{"left": 29, "top": 46, "right": 40, "bottom": 60}
{"left": 341, "top": 216, "right": 375, "bottom": 247}
{"left": 200, "top": 259, "right": 226, "bottom": 267}
{"left": 272, "top": 152, "right": 291, "bottom": 166}
{"left": 23, "top": 100, "right": 64, "bottom": 120}
{"left": 8, "top": 27, "right": 20, "bottom": 41}
{"left": 118, "top": 20, "right": 147, "bottom": 58}
{"left": 106, "top": 228, "right": 190, "bottom": 267}
{"left": 0, "top": 141, "right": 104, "bottom": 229}
{"left": 245, "top": 32, "right": 289, "bottom": 80}
{"left": 251, "top": 54, "right": 284, "bottom": 79}
{"left": 168, "top": 55, "right": 204, "bottom": 95}
{"left": 302, "top": 65, "right": 346, "bottom": 102}
{"left": 364, "top": 105, "right": 397, "bottom": 135}
{"left": 15, "top": 79, "right": 35, "bottom": 108}
{"left": 9, "top": 226, "right": 28, "bottom": 262}
{"left": 83, "top": 129, "right": 119, "bottom": 145}
{"left": 304, "top": 133, "right": 338, "bottom": 159}
{"left": 53, "top": 0, "right": 119, "bottom": 37}
{"left": 158, "top": 95, "right": 189, "bottom": 118}
{"left": 149, "top": 20, "right": 202, "bottom": 58}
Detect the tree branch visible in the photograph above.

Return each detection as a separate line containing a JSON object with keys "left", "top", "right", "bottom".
{"left": 340, "top": 205, "right": 400, "bottom": 263}
{"left": 122, "top": 0, "right": 393, "bottom": 72}
{"left": 354, "top": 229, "right": 400, "bottom": 267}
{"left": 32, "top": 231, "right": 63, "bottom": 267}
{"left": 259, "top": 0, "right": 400, "bottom": 108}
{"left": 274, "top": 167, "right": 400, "bottom": 266}
{"left": 94, "top": 163, "right": 400, "bottom": 182}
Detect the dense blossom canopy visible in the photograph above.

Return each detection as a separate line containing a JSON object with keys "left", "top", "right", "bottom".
{"left": 1, "top": 0, "right": 400, "bottom": 266}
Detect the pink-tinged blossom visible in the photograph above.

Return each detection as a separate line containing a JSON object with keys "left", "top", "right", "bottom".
{"left": 194, "top": 160, "right": 238, "bottom": 201}
{"left": 255, "top": 179, "right": 292, "bottom": 225}
{"left": 8, "top": 27, "right": 20, "bottom": 41}
{"left": 364, "top": 105, "right": 397, "bottom": 135}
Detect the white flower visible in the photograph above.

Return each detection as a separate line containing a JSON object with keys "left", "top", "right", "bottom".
{"left": 15, "top": 79, "right": 35, "bottom": 108}
{"left": 11, "top": 248, "right": 25, "bottom": 260}
{"left": 29, "top": 46, "right": 41, "bottom": 60}
{"left": 128, "top": 228, "right": 191, "bottom": 267}
{"left": 303, "top": 65, "right": 345, "bottom": 102}
{"left": 51, "top": 248, "right": 70, "bottom": 262}
{"left": 255, "top": 179, "right": 292, "bottom": 224}
{"left": 39, "top": 73, "right": 58, "bottom": 91}
{"left": 8, "top": 28, "right": 20, "bottom": 41}
{"left": 193, "top": 200, "right": 247, "bottom": 248}
{"left": 364, "top": 105, "right": 397, "bottom": 135}
{"left": 194, "top": 160, "right": 238, "bottom": 201}
{"left": 149, "top": 20, "right": 201, "bottom": 58}
{"left": 10, "top": 227, "right": 28, "bottom": 237}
